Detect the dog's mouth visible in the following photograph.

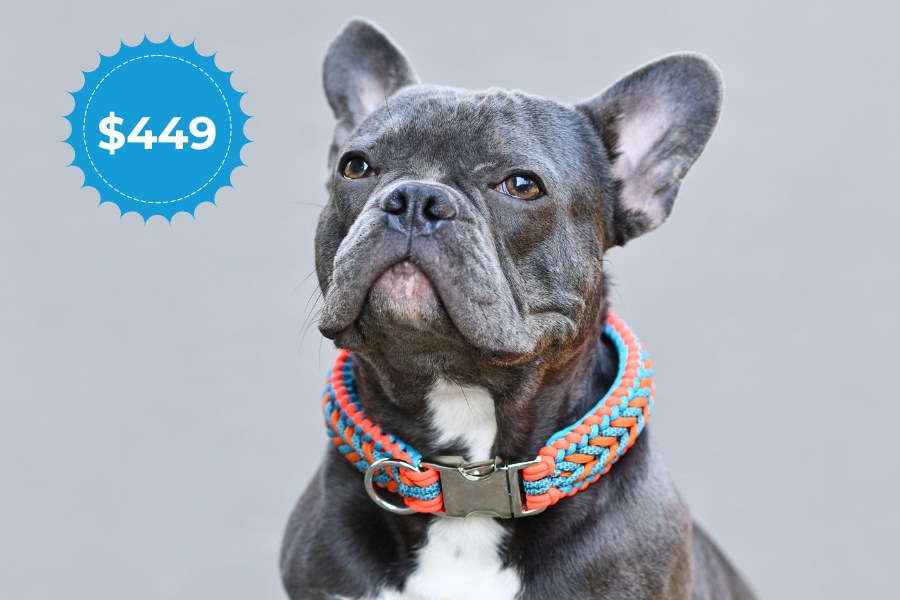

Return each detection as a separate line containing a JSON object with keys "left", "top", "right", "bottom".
{"left": 371, "top": 260, "right": 435, "bottom": 301}
{"left": 366, "top": 260, "right": 441, "bottom": 325}
{"left": 318, "top": 257, "right": 442, "bottom": 341}
{"left": 319, "top": 256, "right": 526, "bottom": 363}
{"left": 324, "top": 258, "right": 462, "bottom": 344}
{"left": 317, "top": 222, "right": 561, "bottom": 363}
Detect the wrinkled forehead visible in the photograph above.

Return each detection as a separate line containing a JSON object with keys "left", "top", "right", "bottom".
{"left": 346, "top": 86, "right": 590, "bottom": 182}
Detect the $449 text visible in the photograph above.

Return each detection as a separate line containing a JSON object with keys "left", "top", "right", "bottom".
{"left": 98, "top": 112, "right": 217, "bottom": 155}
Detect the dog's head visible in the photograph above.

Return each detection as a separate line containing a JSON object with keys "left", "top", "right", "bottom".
{"left": 315, "top": 19, "right": 721, "bottom": 378}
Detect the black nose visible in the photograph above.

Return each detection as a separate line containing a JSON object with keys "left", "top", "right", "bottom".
{"left": 380, "top": 182, "right": 458, "bottom": 236}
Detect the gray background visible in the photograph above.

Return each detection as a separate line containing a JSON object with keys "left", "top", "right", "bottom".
{"left": 2, "top": 1, "right": 897, "bottom": 599}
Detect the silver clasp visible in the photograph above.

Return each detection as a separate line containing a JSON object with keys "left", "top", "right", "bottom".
{"left": 363, "top": 456, "right": 545, "bottom": 519}
{"left": 363, "top": 458, "right": 418, "bottom": 515}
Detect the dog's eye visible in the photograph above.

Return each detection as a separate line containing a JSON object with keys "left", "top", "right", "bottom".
{"left": 496, "top": 174, "right": 543, "bottom": 201}
{"left": 341, "top": 156, "right": 374, "bottom": 179}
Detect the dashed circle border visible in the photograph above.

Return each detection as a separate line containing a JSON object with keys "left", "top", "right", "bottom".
{"left": 81, "top": 53, "right": 233, "bottom": 205}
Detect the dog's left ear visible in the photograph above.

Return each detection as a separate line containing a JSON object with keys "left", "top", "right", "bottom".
{"left": 578, "top": 54, "right": 723, "bottom": 245}
{"left": 323, "top": 18, "right": 419, "bottom": 166}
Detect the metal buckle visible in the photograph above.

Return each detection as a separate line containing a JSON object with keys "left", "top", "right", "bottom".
{"left": 364, "top": 456, "right": 546, "bottom": 519}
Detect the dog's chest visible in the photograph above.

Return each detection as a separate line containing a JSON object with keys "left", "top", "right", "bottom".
{"left": 369, "top": 381, "right": 520, "bottom": 600}
{"left": 374, "top": 518, "right": 518, "bottom": 600}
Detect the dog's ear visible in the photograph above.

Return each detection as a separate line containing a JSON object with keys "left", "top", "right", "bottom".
{"left": 323, "top": 18, "right": 419, "bottom": 166}
{"left": 578, "top": 54, "right": 723, "bottom": 245}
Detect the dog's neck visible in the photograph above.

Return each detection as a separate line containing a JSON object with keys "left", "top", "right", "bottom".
{"left": 348, "top": 311, "right": 619, "bottom": 463}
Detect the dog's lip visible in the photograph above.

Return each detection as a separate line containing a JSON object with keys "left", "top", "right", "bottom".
{"left": 370, "top": 260, "right": 435, "bottom": 295}
{"left": 317, "top": 235, "right": 410, "bottom": 340}
{"left": 320, "top": 257, "right": 450, "bottom": 343}
{"left": 319, "top": 258, "right": 431, "bottom": 341}
{"left": 319, "top": 323, "right": 351, "bottom": 341}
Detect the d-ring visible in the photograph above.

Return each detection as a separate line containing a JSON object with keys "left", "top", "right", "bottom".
{"left": 363, "top": 458, "right": 419, "bottom": 515}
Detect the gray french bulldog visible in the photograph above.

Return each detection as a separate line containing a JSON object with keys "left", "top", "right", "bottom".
{"left": 281, "top": 17, "right": 754, "bottom": 600}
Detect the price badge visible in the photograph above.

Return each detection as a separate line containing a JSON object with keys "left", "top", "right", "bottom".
{"left": 65, "top": 37, "right": 250, "bottom": 220}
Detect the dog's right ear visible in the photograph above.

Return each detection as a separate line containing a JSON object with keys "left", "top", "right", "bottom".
{"left": 323, "top": 18, "right": 419, "bottom": 166}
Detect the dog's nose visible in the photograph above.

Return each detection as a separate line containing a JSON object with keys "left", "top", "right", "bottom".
{"left": 380, "top": 182, "right": 458, "bottom": 236}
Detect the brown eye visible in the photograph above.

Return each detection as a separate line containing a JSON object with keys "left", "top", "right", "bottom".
{"left": 497, "top": 174, "right": 543, "bottom": 200}
{"left": 341, "top": 156, "right": 373, "bottom": 179}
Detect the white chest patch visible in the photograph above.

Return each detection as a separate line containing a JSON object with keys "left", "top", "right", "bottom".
{"left": 366, "top": 380, "right": 520, "bottom": 600}
{"left": 375, "top": 518, "right": 519, "bottom": 600}
{"left": 425, "top": 379, "right": 497, "bottom": 461}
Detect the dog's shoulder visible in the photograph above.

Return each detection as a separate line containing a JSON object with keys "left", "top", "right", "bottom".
{"left": 508, "top": 430, "right": 696, "bottom": 599}
{"left": 280, "top": 453, "right": 429, "bottom": 600}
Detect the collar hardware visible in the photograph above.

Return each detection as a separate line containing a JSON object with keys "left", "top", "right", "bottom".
{"left": 365, "top": 456, "right": 546, "bottom": 519}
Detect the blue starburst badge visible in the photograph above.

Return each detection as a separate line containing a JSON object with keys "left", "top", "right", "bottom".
{"left": 65, "top": 37, "right": 250, "bottom": 221}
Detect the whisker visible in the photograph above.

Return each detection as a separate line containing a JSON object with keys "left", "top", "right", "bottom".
{"left": 300, "top": 306, "right": 324, "bottom": 347}
{"left": 294, "top": 267, "right": 319, "bottom": 292}
{"left": 300, "top": 292, "right": 324, "bottom": 338}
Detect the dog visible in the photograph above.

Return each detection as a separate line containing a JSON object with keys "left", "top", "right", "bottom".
{"left": 281, "top": 18, "right": 754, "bottom": 600}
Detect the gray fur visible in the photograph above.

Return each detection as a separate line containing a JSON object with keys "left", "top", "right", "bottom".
{"left": 282, "top": 17, "right": 752, "bottom": 600}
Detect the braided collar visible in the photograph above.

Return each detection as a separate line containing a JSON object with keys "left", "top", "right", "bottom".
{"left": 322, "top": 313, "right": 655, "bottom": 518}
